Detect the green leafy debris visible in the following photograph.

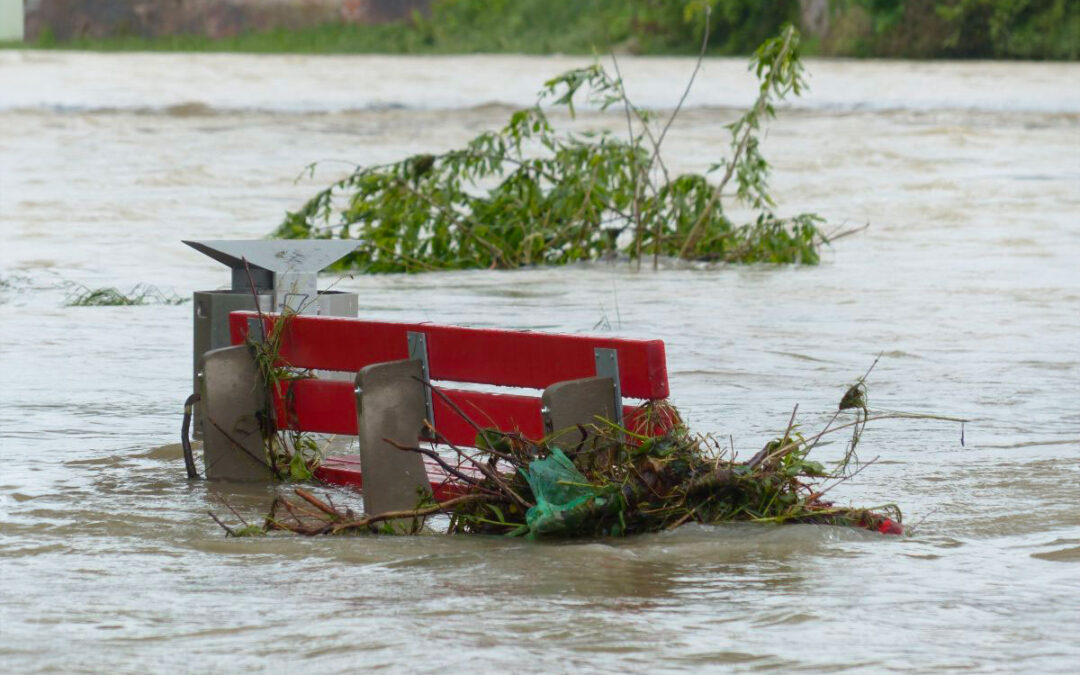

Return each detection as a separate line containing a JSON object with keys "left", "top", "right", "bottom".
{"left": 274, "top": 25, "right": 835, "bottom": 273}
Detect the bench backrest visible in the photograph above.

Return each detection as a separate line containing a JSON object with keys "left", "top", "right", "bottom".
{"left": 229, "top": 311, "right": 669, "bottom": 447}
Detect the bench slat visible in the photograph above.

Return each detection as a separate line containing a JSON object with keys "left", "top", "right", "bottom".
{"left": 230, "top": 312, "right": 669, "bottom": 400}
{"left": 273, "top": 379, "right": 544, "bottom": 445}
{"left": 271, "top": 378, "right": 651, "bottom": 447}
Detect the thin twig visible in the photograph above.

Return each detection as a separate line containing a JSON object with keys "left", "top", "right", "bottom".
{"left": 656, "top": 5, "right": 711, "bottom": 161}
{"left": 384, "top": 436, "right": 488, "bottom": 488}
{"left": 218, "top": 497, "right": 250, "bottom": 527}
{"left": 823, "top": 223, "right": 869, "bottom": 243}
{"left": 679, "top": 25, "right": 796, "bottom": 259}
{"left": 857, "top": 352, "right": 883, "bottom": 386}
{"left": 906, "top": 508, "right": 940, "bottom": 534}
{"left": 783, "top": 404, "right": 799, "bottom": 440}
{"left": 609, "top": 53, "right": 646, "bottom": 272}
{"left": 667, "top": 508, "right": 697, "bottom": 530}
{"left": 295, "top": 487, "right": 340, "bottom": 517}
{"left": 415, "top": 424, "right": 533, "bottom": 511}
{"left": 208, "top": 511, "right": 237, "bottom": 536}
{"left": 747, "top": 403, "right": 798, "bottom": 469}
{"left": 330, "top": 493, "right": 497, "bottom": 533}
{"left": 412, "top": 377, "right": 510, "bottom": 460}
{"left": 815, "top": 456, "right": 880, "bottom": 497}
{"left": 754, "top": 411, "right": 968, "bottom": 471}
{"left": 804, "top": 409, "right": 841, "bottom": 455}
{"left": 242, "top": 256, "right": 267, "bottom": 327}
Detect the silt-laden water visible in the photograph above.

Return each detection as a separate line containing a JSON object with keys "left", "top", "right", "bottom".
{"left": 0, "top": 52, "right": 1078, "bottom": 672}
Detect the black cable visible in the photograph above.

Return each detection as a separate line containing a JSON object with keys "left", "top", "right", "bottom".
{"left": 181, "top": 393, "right": 201, "bottom": 479}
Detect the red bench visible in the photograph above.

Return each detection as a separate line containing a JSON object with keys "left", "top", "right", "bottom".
{"left": 222, "top": 311, "right": 672, "bottom": 505}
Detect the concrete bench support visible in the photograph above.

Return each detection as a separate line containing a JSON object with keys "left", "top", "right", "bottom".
{"left": 355, "top": 359, "right": 432, "bottom": 524}
{"left": 199, "top": 345, "right": 273, "bottom": 482}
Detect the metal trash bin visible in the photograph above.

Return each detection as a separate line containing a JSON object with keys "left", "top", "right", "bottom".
{"left": 185, "top": 240, "right": 359, "bottom": 437}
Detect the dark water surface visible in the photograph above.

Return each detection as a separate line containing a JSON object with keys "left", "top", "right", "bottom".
{"left": 1, "top": 52, "right": 1078, "bottom": 672}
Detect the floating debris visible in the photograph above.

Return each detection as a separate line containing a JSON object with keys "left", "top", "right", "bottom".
{"left": 224, "top": 383, "right": 937, "bottom": 540}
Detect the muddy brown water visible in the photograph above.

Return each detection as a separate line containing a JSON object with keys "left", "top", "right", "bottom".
{"left": 1, "top": 52, "right": 1078, "bottom": 672}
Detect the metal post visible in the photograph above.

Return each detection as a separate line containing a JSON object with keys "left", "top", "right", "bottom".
{"left": 594, "top": 348, "right": 624, "bottom": 426}
{"left": 407, "top": 331, "right": 435, "bottom": 432}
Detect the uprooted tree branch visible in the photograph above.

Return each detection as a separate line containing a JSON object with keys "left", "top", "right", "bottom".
{"left": 274, "top": 23, "right": 853, "bottom": 273}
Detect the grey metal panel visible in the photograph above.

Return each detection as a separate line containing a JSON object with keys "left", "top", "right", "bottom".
{"left": 193, "top": 291, "right": 270, "bottom": 363}
{"left": 192, "top": 291, "right": 271, "bottom": 438}
{"left": 318, "top": 291, "right": 359, "bottom": 315}
{"left": 355, "top": 359, "right": 431, "bottom": 527}
{"left": 318, "top": 290, "right": 359, "bottom": 318}
{"left": 275, "top": 270, "right": 319, "bottom": 314}
{"left": 230, "top": 267, "right": 273, "bottom": 292}
{"left": 594, "top": 347, "right": 624, "bottom": 426}
{"left": 199, "top": 345, "right": 274, "bottom": 482}
{"left": 541, "top": 376, "right": 617, "bottom": 445}
{"left": 407, "top": 331, "right": 435, "bottom": 435}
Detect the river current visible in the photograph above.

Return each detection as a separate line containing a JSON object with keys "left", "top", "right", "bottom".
{"left": 0, "top": 51, "right": 1078, "bottom": 672}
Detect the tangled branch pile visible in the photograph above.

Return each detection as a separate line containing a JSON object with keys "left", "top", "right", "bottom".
{"left": 274, "top": 25, "right": 837, "bottom": 272}
{"left": 246, "top": 385, "right": 910, "bottom": 540}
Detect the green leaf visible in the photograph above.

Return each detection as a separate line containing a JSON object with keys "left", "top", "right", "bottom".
{"left": 289, "top": 451, "right": 313, "bottom": 481}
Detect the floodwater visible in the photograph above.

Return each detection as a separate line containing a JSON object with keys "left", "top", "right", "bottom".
{"left": 1, "top": 51, "right": 1078, "bottom": 672}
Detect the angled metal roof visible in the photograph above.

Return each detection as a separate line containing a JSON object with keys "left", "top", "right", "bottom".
{"left": 183, "top": 240, "right": 358, "bottom": 274}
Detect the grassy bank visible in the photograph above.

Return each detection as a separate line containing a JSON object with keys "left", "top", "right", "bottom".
{"left": 823, "top": 0, "right": 1079, "bottom": 60}
{"left": 4, "top": 0, "right": 1076, "bottom": 59}
{"left": 7, "top": 0, "right": 798, "bottom": 56}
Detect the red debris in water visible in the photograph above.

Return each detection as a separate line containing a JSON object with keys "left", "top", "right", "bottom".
{"left": 877, "top": 518, "right": 904, "bottom": 535}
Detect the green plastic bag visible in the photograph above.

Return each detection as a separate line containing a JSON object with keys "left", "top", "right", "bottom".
{"left": 523, "top": 448, "right": 603, "bottom": 537}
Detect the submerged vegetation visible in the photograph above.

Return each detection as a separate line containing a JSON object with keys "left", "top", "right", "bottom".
{"left": 64, "top": 283, "right": 187, "bottom": 307}
{"left": 1, "top": 277, "right": 187, "bottom": 307}
{"left": 0, "top": 274, "right": 31, "bottom": 304}
{"left": 276, "top": 25, "right": 837, "bottom": 272}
